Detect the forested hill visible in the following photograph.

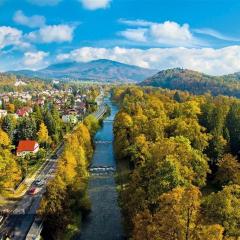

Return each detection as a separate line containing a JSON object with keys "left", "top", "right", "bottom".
{"left": 0, "top": 73, "right": 50, "bottom": 92}
{"left": 139, "top": 68, "right": 240, "bottom": 98}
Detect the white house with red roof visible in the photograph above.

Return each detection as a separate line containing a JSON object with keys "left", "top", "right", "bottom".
{"left": 16, "top": 140, "right": 39, "bottom": 157}
{"left": 16, "top": 107, "right": 32, "bottom": 117}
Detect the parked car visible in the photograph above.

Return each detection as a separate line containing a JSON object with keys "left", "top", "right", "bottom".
{"left": 0, "top": 215, "right": 4, "bottom": 224}
{"left": 35, "top": 180, "right": 44, "bottom": 187}
{"left": 28, "top": 187, "right": 37, "bottom": 195}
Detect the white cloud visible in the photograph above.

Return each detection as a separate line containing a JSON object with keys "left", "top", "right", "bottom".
{"left": 0, "top": 26, "right": 22, "bottom": 49}
{"left": 23, "top": 51, "right": 49, "bottom": 69}
{"left": 56, "top": 46, "right": 240, "bottom": 75}
{"left": 27, "top": 0, "right": 61, "bottom": 6}
{"left": 149, "top": 22, "right": 193, "bottom": 44}
{"left": 119, "top": 28, "right": 147, "bottom": 42}
{"left": 118, "top": 19, "right": 155, "bottom": 27}
{"left": 0, "top": 26, "right": 30, "bottom": 49}
{"left": 119, "top": 20, "right": 201, "bottom": 47}
{"left": 79, "top": 0, "right": 111, "bottom": 10}
{"left": 194, "top": 28, "right": 240, "bottom": 42}
{"left": 27, "top": 24, "right": 75, "bottom": 43}
{"left": 13, "top": 10, "right": 46, "bottom": 28}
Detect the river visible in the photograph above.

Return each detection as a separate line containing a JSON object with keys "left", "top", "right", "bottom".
{"left": 78, "top": 98, "right": 123, "bottom": 240}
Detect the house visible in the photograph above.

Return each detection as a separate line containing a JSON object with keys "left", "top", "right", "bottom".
{"left": 16, "top": 140, "right": 39, "bottom": 157}
{"left": 35, "top": 99, "right": 45, "bottom": 106}
{"left": 67, "top": 109, "right": 78, "bottom": 115}
{"left": 0, "top": 109, "right": 7, "bottom": 118}
{"left": 16, "top": 107, "right": 32, "bottom": 117}
{"left": 75, "top": 102, "right": 86, "bottom": 115}
{"left": 2, "top": 95, "right": 9, "bottom": 103}
{"left": 14, "top": 80, "right": 27, "bottom": 86}
{"left": 62, "top": 115, "right": 78, "bottom": 124}
{"left": 18, "top": 94, "right": 32, "bottom": 103}
{"left": 53, "top": 80, "right": 60, "bottom": 84}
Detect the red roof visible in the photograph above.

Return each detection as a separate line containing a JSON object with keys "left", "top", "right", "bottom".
{"left": 16, "top": 107, "right": 32, "bottom": 117}
{"left": 17, "top": 140, "right": 38, "bottom": 152}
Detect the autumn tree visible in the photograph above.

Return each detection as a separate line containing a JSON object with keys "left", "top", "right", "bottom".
{"left": 37, "top": 122, "right": 49, "bottom": 146}
{"left": 2, "top": 115, "right": 17, "bottom": 140}
{"left": 16, "top": 117, "right": 37, "bottom": 141}
{"left": 0, "top": 130, "right": 21, "bottom": 191}
{"left": 83, "top": 115, "right": 100, "bottom": 136}
{"left": 114, "top": 111, "right": 133, "bottom": 160}
{"left": 215, "top": 154, "right": 240, "bottom": 186}
{"left": 203, "top": 184, "right": 240, "bottom": 239}
{"left": 132, "top": 186, "right": 224, "bottom": 240}
{"left": 0, "top": 128, "right": 11, "bottom": 147}
{"left": 226, "top": 103, "right": 240, "bottom": 154}
{"left": 7, "top": 103, "right": 15, "bottom": 113}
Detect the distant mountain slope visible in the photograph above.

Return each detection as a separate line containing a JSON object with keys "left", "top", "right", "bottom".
{"left": 9, "top": 59, "right": 157, "bottom": 83}
{"left": 140, "top": 68, "right": 240, "bottom": 97}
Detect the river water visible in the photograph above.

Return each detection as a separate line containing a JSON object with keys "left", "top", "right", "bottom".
{"left": 79, "top": 98, "right": 123, "bottom": 240}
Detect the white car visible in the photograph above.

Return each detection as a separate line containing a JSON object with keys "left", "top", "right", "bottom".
{"left": 35, "top": 180, "right": 44, "bottom": 187}
{"left": 0, "top": 215, "right": 4, "bottom": 224}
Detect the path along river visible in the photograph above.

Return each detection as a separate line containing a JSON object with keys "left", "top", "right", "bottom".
{"left": 79, "top": 98, "right": 124, "bottom": 240}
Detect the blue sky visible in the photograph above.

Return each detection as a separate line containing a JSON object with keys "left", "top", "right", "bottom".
{"left": 1, "top": 0, "right": 240, "bottom": 75}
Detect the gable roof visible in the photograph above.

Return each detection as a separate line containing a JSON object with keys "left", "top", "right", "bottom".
{"left": 16, "top": 107, "right": 32, "bottom": 116}
{"left": 17, "top": 140, "right": 38, "bottom": 152}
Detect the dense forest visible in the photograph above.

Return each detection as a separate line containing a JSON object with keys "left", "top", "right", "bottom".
{"left": 113, "top": 87, "right": 240, "bottom": 240}
{"left": 140, "top": 68, "right": 240, "bottom": 98}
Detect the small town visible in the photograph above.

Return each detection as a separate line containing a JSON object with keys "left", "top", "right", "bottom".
{"left": 0, "top": 79, "right": 101, "bottom": 191}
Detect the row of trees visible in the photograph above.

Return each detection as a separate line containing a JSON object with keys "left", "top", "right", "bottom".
{"left": 39, "top": 116, "right": 100, "bottom": 238}
{"left": 113, "top": 87, "right": 240, "bottom": 240}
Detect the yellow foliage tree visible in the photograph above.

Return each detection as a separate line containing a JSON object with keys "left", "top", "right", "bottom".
{"left": 132, "top": 186, "right": 224, "bottom": 240}
{"left": 7, "top": 103, "right": 15, "bottom": 113}
{"left": 0, "top": 149, "right": 21, "bottom": 191}
{"left": 0, "top": 128, "right": 11, "bottom": 147}
{"left": 37, "top": 122, "right": 49, "bottom": 144}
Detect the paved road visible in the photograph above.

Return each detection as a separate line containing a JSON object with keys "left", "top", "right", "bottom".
{"left": 0, "top": 92, "right": 106, "bottom": 240}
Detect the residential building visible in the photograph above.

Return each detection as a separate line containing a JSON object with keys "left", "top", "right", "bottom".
{"left": 16, "top": 140, "right": 39, "bottom": 157}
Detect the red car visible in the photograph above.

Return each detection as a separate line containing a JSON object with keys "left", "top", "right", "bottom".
{"left": 28, "top": 187, "right": 37, "bottom": 195}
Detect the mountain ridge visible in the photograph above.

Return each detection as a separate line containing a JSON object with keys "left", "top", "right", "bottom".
{"left": 8, "top": 59, "right": 158, "bottom": 83}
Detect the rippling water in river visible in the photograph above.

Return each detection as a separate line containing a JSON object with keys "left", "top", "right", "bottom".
{"left": 78, "top": 98, "right": 124, "bottom": 240}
